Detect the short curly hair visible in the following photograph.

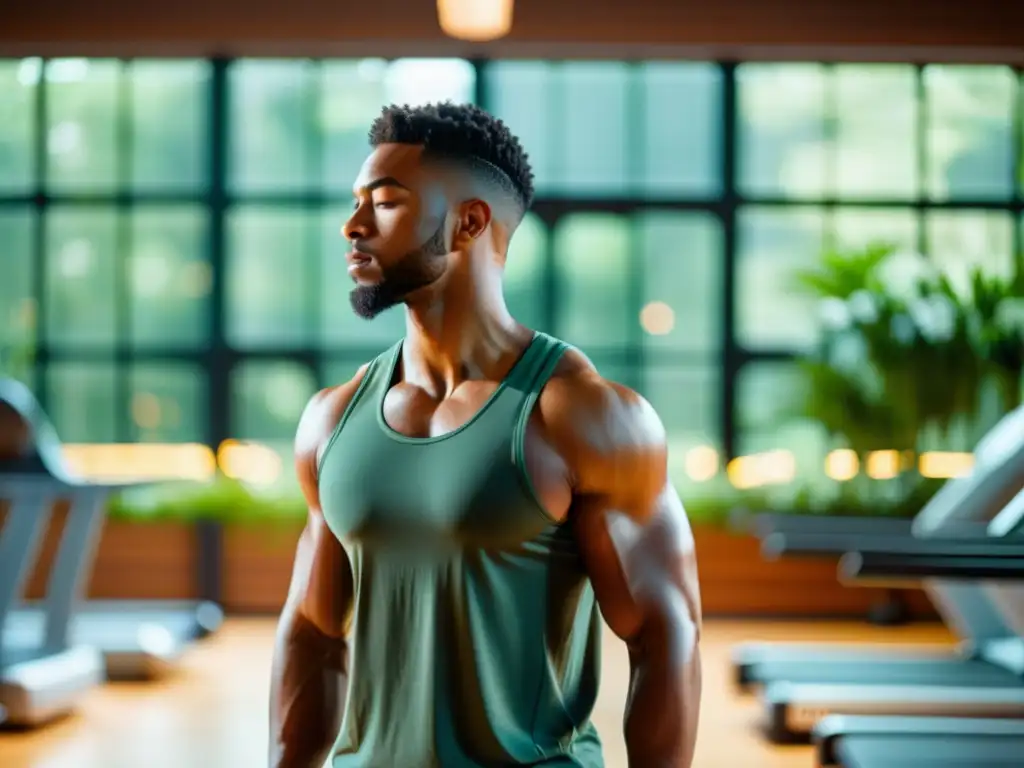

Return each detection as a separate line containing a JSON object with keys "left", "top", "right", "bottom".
{"left": 369, "top": 102, "right": 535, "bottom": 218}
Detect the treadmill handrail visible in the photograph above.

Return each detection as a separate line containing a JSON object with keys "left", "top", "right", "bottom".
{"left": 0, "top": 474, "right": 159, "bottom": 493}
{"left": 840, "top": 550, "right": 1024, "bottom": 582}
{"left": 751, "top": 513, "right": 914, "bottom": 540}
{"left": 762, "top": 526, "right": 1014, "bottom": 560}
{"left": 1, "top": 378, "right": 163, "bottom": 492}
{"left": 989, "top": 486, "right": 1024, "bottom": 538}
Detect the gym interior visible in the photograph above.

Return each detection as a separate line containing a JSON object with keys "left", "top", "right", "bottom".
{"left": 2, "top": 2, "right": 1024, "bottom": 766}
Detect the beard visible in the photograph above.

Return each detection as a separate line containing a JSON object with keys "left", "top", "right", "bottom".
{"left": 349, "top": 222, "right": 448, "bottom": 320}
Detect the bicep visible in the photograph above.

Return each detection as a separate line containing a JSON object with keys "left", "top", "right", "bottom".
{"left": 287, "top": 509, "right": 354, "bottom": 639}
{"left": 574, "top": 484, "right": 701, "bottom": 644}
{"left": 286, "top": 379, "right": 363, "bottom": 638}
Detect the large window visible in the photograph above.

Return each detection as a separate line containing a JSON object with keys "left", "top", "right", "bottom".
{"left": 1, "top": 57, "right": 1021, "bottom": 489}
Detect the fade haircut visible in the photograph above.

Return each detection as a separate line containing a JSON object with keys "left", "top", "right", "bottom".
{"left": 368, "top": 102, "right": 535, "bottom": 223}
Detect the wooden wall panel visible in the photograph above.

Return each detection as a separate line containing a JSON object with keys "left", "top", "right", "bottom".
{"left": 2, "top": 0, "right": 1021, "bottom": 61}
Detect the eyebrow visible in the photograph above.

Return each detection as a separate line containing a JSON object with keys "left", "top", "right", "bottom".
{"left": 357, "top": 176, "right": 410, "bottom": 193}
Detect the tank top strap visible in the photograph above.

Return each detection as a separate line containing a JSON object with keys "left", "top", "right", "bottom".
{"left": 509, "top": 333, "right": 570, "bottom": 503}
{"left": 370, "top": 338, "right": 405, "bottom": 396}
{"left": 520, "top": 332, "right": 570, "bottom": 398}
{"left": 501, "top": 331, "right": 562, "bottom": 394}
{"left": 316, "top": 341, "right": 400, "bottom": 477}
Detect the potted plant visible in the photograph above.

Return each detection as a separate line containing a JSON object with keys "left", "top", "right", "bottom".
{"left": 784, "top": 244, "right": 1024, "bottom": 513}
{"left": 109, "top": 476, "right": 307, "bottom": 612}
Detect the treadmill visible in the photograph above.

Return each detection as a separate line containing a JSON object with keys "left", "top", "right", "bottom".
{"left": 760, "top": 487, "right": 1024, "bottom": 742}
{"left": 731, "top": 405, "right": 1024, "bottom": 740}
{"left": 812, "top": 544, "right": 1024, "bottom": 767}
{"left": 0, "top": 379, "right": 223, "bottom": 683}
{"left": 1, "top": 398, "right": 105, "bottom": 726}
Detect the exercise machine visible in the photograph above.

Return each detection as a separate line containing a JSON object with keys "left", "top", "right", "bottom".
{"left": 730, "top": 405, "right": 1024, "bottom": 741}
{"left": 815, "top": 715, "right": 1024, "bottom": 768}
{"left": 812, "top": 544, "right": 1024, "bottom": 767}
{"left": 1, "top": 385, "right": 105, "bottom": 725}
{"left": 758, "top": 489, "right": 1024, "bottom": 741}
{"left": 0, "top": 379, "right": 223, "bottom": 686}
{"left": 733, "top": 406, "right": 1024, "bottom": 689}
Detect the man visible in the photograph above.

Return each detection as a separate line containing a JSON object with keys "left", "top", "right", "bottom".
{"left": 269, "top": 102, "right": 702, "bottom": 768}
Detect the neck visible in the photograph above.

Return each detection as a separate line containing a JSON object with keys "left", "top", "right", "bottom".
{"left": 401, "top": 253, "right": 529, "bottom": 396}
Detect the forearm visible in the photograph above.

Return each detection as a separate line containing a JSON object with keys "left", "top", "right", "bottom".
{"left": 269, "top": 609, "right": 348, "bottom": 768}
{"left": 623, "top": 605, "right": 702, "bottom": 768}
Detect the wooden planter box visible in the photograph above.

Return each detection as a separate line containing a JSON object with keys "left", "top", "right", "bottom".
{"left": 695, "top": 526, "right": 936, "bottom": 619}
{"left": 20, "top": 502, "right": 199, "bottom": 601}
{"left": 218, "top": 522, "right": 937, "bottom": 619}
{"left": 221, "top": 522, "right": 304, "bottom": 614}
{"left": 9, "top": 508, "right": 935, "bottom": 620}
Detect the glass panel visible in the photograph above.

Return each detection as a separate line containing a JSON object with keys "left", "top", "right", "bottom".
{"left": 45, "top": 206, "right": 118, "bottom": 347}
{"left": 323, "top": 356, "right": 367, "bottom": 388}
{"left": 231, "top": 360, "right": 318, "bottom": 441}
{"left": 0, "top": 58, "right": 38, "bottom": 193}
{"left": 1020, "top": 77, "right": 1024, "bottom": 196}
{"left": 831, "top": 207, "right": 919, "bottom": 253}
{"left": 0, "top": 209, "right": 36, "bottom": 383}
{"left": 553, "top": 213, "right": 631, "bottom": 350}
{"left": 924, "top": 65, "right": 1015, "bottom": 201}
{"left": 131, "top": 59, "right": 210, "bottom": 191}
{"left": 129, "top": 362, "right": 205, "bottom": 442}
{"left": 504, "top": 213, "right": 548, "bottom": 332}
{"left": 641, "top": 365, "right": 720, "bottom": 488}
{"left": 382, "top": 58, "right": 476, "bottom": 106}
{"left": 641, "top": 62, "right": 722, "bottom": 197}
{"left": 833, "top": 65, "right": 918, "bottom": 199}
{"left": 47, "top": 362, "right": 118, "bottom": 442}
{"left": 737, "top": 362, "right": 803, "bottom": 433}
{"left": 228, "top": 60, "right": 317, "bottom": 193}
{"left": 925, "top": 211, "right": 1015, "bottom": 294}
{"left": 736, "top": 362, "right": 828, "bottom": 476}
{"left": 483, "top": 61, "right": 554, "bottom": 193}
{"left": 129, "top": 205, "right": 210, "bottom": 348}
{"left": 557, "top": 62, "right": 629, "bottom": 195}
{"left": 320, "top": 205, "right": 405, "bottom": 349}
{"left": 736, "top": 63, "right": 828, "bottom": 198}
{"left": 584, "top": 360, "right": 637, "bottom": 390}
{"left": 46, "top": 58, "right": 120, "bottom": 192}
{"left": 322, "top": 60, "right": 389, "bottom": 193}
{"left": 638, "top": 211, "right": 722, "bottom": 354}
{"left": 227, "top": 206, "right": 318, "bottom": 348}
{"left": 322, "top": 58, "right": 476, "bottom": 192}
{"left": 735, "top": 206, "right": 826, "bottom": 350}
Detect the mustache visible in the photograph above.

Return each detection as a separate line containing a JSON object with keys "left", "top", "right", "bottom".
{"left": 349, "top": 242, "right": 379, "bottom": 258}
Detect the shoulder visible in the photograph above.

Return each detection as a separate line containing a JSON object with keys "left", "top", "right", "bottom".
{"left": 294, "top": 362, "right": 373, "bottom": 481}
{"left": 536, "top": 347, "right": 668, "bottom": 507}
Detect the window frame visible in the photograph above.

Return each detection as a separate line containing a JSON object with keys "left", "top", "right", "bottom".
{"left": 0, "top": 57, "right": 1021, "bottom": 460}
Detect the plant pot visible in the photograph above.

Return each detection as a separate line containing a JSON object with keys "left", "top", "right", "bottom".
{"left": 694, "top": 525, "right": 935, "bottom": 618}
{"left": 20, "top": 502, "right": 199, "bottom": 601}
{"left": 221, "top": 521, "right": 303, "bottom": 614}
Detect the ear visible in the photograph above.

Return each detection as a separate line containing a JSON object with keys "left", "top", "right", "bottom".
{"left": 455, "top": 199, "right": 492, "bottom": 245}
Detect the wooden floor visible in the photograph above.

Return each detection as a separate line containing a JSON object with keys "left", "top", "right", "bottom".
{"left": 1, "top": 618, "right": 953, "bottom": 768}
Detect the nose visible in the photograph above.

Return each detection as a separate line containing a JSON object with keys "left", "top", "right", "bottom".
{"left": 342, "top": 208, "right": 372, "bottom": 242}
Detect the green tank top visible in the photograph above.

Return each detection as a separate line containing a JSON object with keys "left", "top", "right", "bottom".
{"left": 317, "top": 331, "right": 604, "bottom": 768}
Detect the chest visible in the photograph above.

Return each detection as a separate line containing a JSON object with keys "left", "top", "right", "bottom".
{"left": 318, "top": 400, "right": 570, "bottom": 552}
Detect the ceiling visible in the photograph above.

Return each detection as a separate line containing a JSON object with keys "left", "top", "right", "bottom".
{"left": 2, "top": 0, "right": 1023, "bottom": 61}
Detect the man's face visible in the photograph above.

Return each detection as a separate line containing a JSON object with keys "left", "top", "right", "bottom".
{"left": 343, "top": 144, "right": 450, "bottom": 320}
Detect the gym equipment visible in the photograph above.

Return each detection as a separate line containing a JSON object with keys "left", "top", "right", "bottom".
{"left": 1, "top": 384, "right": 105, "bottom": 725}
{"left": 6, "top": 600, "right": 224, "bottom": 679}
{"left": 815, "top": 716, "right": 1024, "bottom": 768}
{"left": 759, "top": 486, "right": 1024, "bottom": 742}
{"left": 0, "top": 379, "right": 223, "bottom": 690}
{"left": 730, "top": 405, "right": 1024, "bottom": 741}
{"left": 813, "top": 546, "right": 1024, "bottom": 767}
{"left": 745, "top": 512, "right": 916, "bottom": 540}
